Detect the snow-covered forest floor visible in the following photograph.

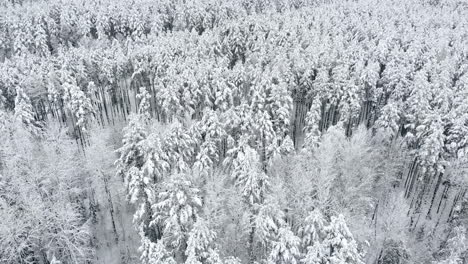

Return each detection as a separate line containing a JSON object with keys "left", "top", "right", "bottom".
{"left": 1, "top": 0, "right": 468, "bottom": 263}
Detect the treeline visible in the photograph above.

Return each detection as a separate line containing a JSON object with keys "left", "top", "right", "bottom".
{"left": 1, "top": 0, "right": 468, "bottom": 263}
{"left": 0, "top": 0, "right": 318, "bottom": 58}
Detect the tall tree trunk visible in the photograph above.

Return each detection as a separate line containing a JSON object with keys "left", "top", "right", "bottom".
{"left": 448, "top": 188, "right": 466, "bottom": 222}
{"left": 426, "top": 172, "right": 443, "bottom": 219}
{"left": 101, "top": 170, "right": 119, "bottom": 243}
{"left": 248, "top": 209, "right": 256, "bottom": 264}
{"left": 261, "top": 131, "right": 267, "bottom": 172}
{"left": 405, "top": 159, "right": 419, "bottom": 199}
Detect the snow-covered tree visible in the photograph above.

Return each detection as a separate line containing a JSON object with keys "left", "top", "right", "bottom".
{"left": 303, "top": 98, "right": 322, "bottom": 149}
{"left": 62, "top": 81, "right": 94, "bottom": 132}
{"left": 266, "top": 75, "right": 293, "bottom": 138}
{"left": 14, "top": 87, "right": 41, "bottom": 135}
{"left": 375, "top": 101, "right": 400, "bottom": 141}
{"left": 185, "top": 218, "right": 222, "bottom": 264}
{"left": 116, "top": 113, "right": 148, "bottom": 177}
{"left": 140, "top": 238, "right": 177, "bottom": 264}
{"left": 300, "top": 212, "right": 364, "bottom": 264}
{"left": 268, "top": 225, "right": 301, "bottom": 264}
{"left": 299, "top": 209, "right": 327, "bottom": 249}
{"left": 435, "top": 226, "right": 467, "bottom": 264}
{"left": 137, "top": 86, "right": 152, "bottom": 122}
{"left": 325, "top": 215, "right": 364, "bottom": 264}
{"left": 231, "top": 145, "right": 270, "bottom": 205}
{"left": 152, "top": 174, "right": 203, "bottom": 259}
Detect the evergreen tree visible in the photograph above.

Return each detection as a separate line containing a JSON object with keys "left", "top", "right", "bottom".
{"left": 62, "top": 81, "right": 94, "bottom": 132}
{"left": 185, "top": 218, "right": 222, "bottom": 264}
{"left": 324, "top": 215, "right": 364, "bottom": 264}
{"left": 232, "top": 145, "right": 270, "bottom": 205}
{"left": 303, "top": 98, "right": 322, "bottom": 149}
{"left": 268, "top": 225, "right": 301, "bottom": 264}
{"left": 152, "top": 174, "right": 203, "bottom": 260}
{"left": 14, "top": 87, "right": 40, "bottom": 135}
{"left": 140, "top": 238, "right": 177, "bottom": 264}
{"left": 137, "top": 87, "right": 152, "bottom": 122}
{"left": 300, "top": 212, "right": 364, "bottom": 264}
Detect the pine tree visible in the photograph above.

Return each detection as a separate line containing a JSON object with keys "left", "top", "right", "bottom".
{"left": 232, "top": 145, "right": 270, "bottom": 205}
{"left": 194, "top": 109, "right": 226, "bottom": 174}
{"left": 299, "top": 209, "right": 326, "bottom": 249}
{"left": 185, "top": 218, "right": 222, "bottom": 264}
{"left": 300, "top": 212, "right": 364, "bottom": 264}
{"left": 14, "top": 87, "right": 40, "bottom": 135}
{"left": 303, "top": 98, "right": 322, "bottom": 149}
{"left": 116, "top": 102, "right": 162, "bottom": 254}
{"left": 116, "top": 113, "right": 148, "bottom": 176}
{"left": 140, "top": 237, "right": 177, "bottom": 264}
{"left": 163, "top": 122, "right": 198, "bottom": 173}
{"left": 62, "top": 81, "right": 94, "bottom": 133}
{"left": 254, "top": 199, "right": 285, "bottom": 247}
{"left": 267, "top": 76, "right": 292, "bottom": 138}
{"left": 268, "top": 225, "right": 301, "bottom": 264}
{"left": 137, "top": 86, "right": 152, "bottom": 122}
{"left": 152, "top": 174, "right": 203, "bottom": 259}
{"left": 375, "top": 101, "right": 400, "bottom": 141}
{"left": 228, "top": 141, "right": 275, "bottom": 262}
{"left": 280, "top": 135, "right": 295, "bottom": 155}
{"left": 324, "top": 215, "right": 364, "bottom": 264}
{"left": 253, "top": 110, "right": 276, "bottom": 169}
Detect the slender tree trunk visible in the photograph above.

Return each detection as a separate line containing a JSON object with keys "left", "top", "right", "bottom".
{"left": 405, "top": 160, "right": 419, "bottom": 199}
{"left": 405, "top": 158, "right": 417, "bottom": 193}
{"left": 436, "top": 184, "right": 448, "bottom": 214}
{"left": 100, "top": 87, "right": 110, "bottom": 125}
{"left": 101, "top": 170, "right": 119, "bottom": 243}
{"left": 426, "top": 172, "right": 443, "bottom": 219}
{"left": 248, "top": 209, "right": 256, "bottom": 264}
{"left": 448, "top": 188, "right": 466, "bottom": 222}
{"left": 292, "top": 100, "right": 299, "bottom": 147}
{"left": 261, "top": 131, "right": 267, "bottom": 172}
{"left": 89, "top": 187, "right": 99, "bottom": 224}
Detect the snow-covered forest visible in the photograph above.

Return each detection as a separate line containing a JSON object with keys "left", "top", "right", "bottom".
{"left": 1, "top": 0, "right": 468, "bottom": 263}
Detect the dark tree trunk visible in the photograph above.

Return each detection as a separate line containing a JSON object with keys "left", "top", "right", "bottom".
{"left": 101, "top": 170, "right": 119, "bottom": 243}
{"left": 426, "top": 172, "right": 444, "bottom": 219}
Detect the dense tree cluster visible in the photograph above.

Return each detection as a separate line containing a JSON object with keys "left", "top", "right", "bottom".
{"left": 1, "top": 0, "right": 468, "bottom": 263}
